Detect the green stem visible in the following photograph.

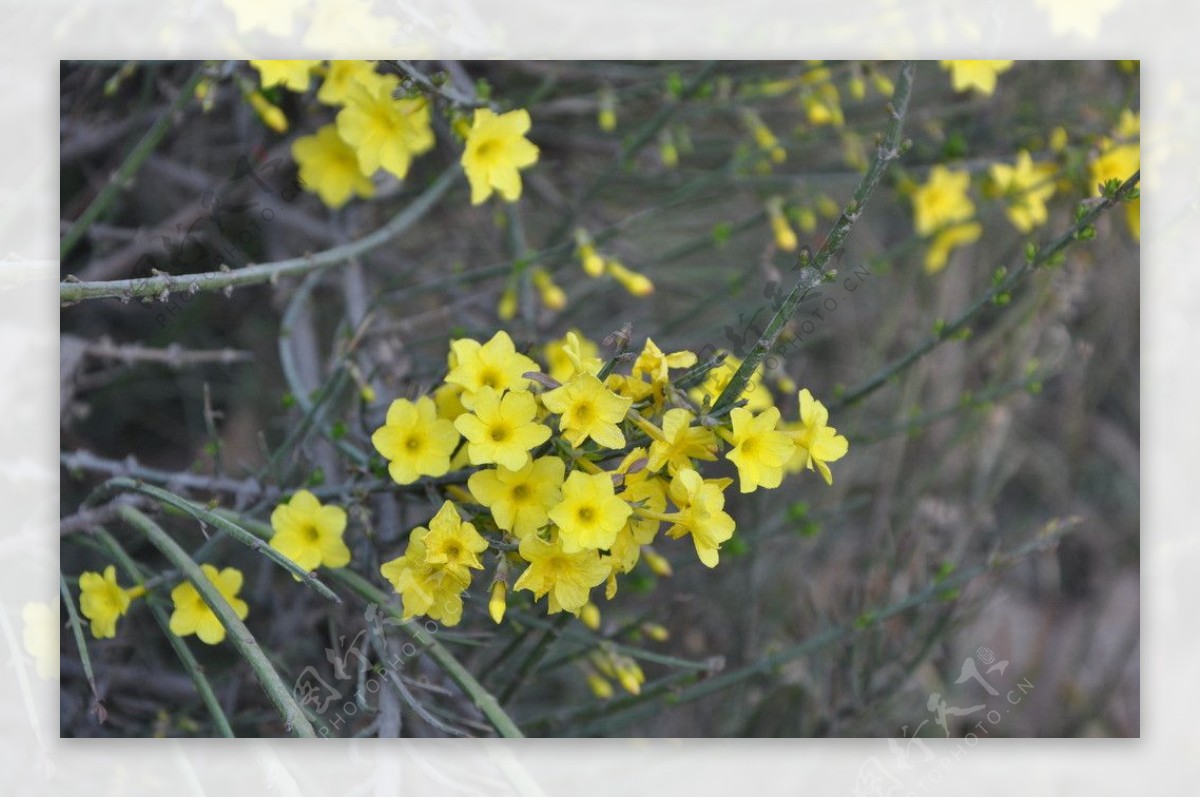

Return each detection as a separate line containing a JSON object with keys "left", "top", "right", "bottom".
{"left": 101, "top": 478, "right": 341, "bottom": 603}
{"left": 329, "top": 568, "right": 525, "bottom": 738}
{"left": 61, "top": 163, "right": 460, "bottom": 303}
{"left": 711, "top": 61, "right": 916, "bottom": 416}
{"left": 118, "top": 506, "right": 316, "bottom": 737}
{"left": 59, "top": 574, "right": 102, "bottom": 710}
{"left": 93, "top": 527, "right": 235, "bottom": 737}
{"left": 832, "top": 170, "right": 1140, "bottom": 411}
{"left": 61, "top": 63, "right": 208, "bottom": 261}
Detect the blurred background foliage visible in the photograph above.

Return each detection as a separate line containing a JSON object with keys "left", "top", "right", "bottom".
{"left": 59, "top": 60, "right": 1138, "bottom": 737}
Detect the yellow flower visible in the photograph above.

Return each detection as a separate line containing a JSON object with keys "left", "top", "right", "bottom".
{"left": 632, "top": 338, "right": 697, "bottom": 384}
{"left": 550, "top": 471, "right": 633, "bottom": 552}
{"left": 468, "top": 456, "right": 565, "bottom": 539}
{"left": 1114, "top": 109, "right": 1140, "bottom": 141}
{"left": 317, "top": 60, "right": 380, "bottom": 106}
{"left": 785, "top": 388, "right": 849, "bottom": 485}
{"left": 418, "top": 501, "right": 489, "bottom": 582}
{"left": 911, "top": 166, "right": 976, "bottom": 237}
{"left": 250, "top": 60, "right": 320, "bottom": 92}
{"left": 925, "top": 222, "right": 982, "bottom": 274}
{"left": 543, "top": 330, "right": 602, "bottom": 384}
{"left": 168, "top": 565, "right": 249, "bottom": 645}
{"left": 723, "top": 406, "right": 796, "bottom": 493}
{"left": 433, "top": 382, "right": 468, "bottom": 423}
{"left": 462, "top": 108, "right": 540, "bottom": 205}
{"left": 690, "top": 353, "right": 774, "bottom": 412}
{"left": 380, "top": 529, "right": 472, "bottom": 627}
{"left": 532, "top": 268, "right": 567, "bottom": 310}
{"left": 939, "top": 61, "right": 1013, "bottom": 95}
{"left": 1090, "top": 140, "right": 1139, "bottom": 196}
{"left": 541, "top": 373, "right": 633, "bottom": 449}
{"left": 574, "top": 229, "right": 607, "bottom": 277}
{"left": 291, "top": 124, "right": 375, "bottom": 209}
{"left": 268, "top": 489, "right": 350, "bottom": 572}
{"left": 453, "top": 387, "right": 551, "bottom": 470}
{"left": 646, "top": 408, "right": 719, "bottom": 474}
{"left": 665, "top": 468, "right": 736, "bottom": 567}
{"left": 989, "top": 150, "right": 1057, "bottom": 233}
{"left": 445, "top": 330, "right": 541, "bottom": 402}
{"left": 371, "top": 396, "right": 461, "bottom": 485}
{"left": 79, "top": 565, "right": 143, "bottom": 640}
{"left": 336, "top": 73, "right": 434, "bottom": 179}
{"left": 513, "top": 533, "right": 610, "bottom": 616}
{"left": 22, "top": 600, "right": 59, "bottom": 680}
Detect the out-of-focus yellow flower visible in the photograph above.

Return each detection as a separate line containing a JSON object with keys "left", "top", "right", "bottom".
{"left": 574, "top": 229, "right": 607, "bottom": 278}
{"left": 742, "top": 109, "right": 786, "bottom": 163}
{"left": 598, "top": 86, "right": 617, "bottom": 132}
{"left": 462, "top": 108, "right": 540, "bottom": 205}
{"left": 690, "top": 353, "right": 774, "bottom": 412}
{"left": 22, "top": 600, "right": 59, "bottom": 680}
{"left": 939, "top": 61, "right": 1013, "bottom": 95}
{"left": 269, "top": 489, "right": 351, "bottom": 572}
{"left": 250, "top": 60, "right": 320, "bottom": 92}
{"left": 317, "top": 60, "right": 381, "bottom": 106}
{"left": 580, "top": 602, "right": 601, "bottom": 630}
{"left": 336, "top": 73, "right": 434, "bottom": 179}
{"left": 912, "top": 166, "right": 976, "bottom": 236}
{"left": 532, "top": 268, "right": 567, "bottom": 310}
{"left": 371, "top": 396, "right": 461, "bottom": 484}
{"left": 989, "top": 150, "right": 1057, "bottom": 233}
{"left": 168, "top": 565, "right": 248, "bottom": 645}
{"left": 543, "top": 330, "right": 602, "bottom": 383}
{"left": 291, "top": 124, "right": 375, "bottom": 209}
{"left": 925, "top": 222, "right": 982, "bottom": 274}
{"left": 1090, "top": 134, "right": 1140, "bottom": 240}
{"left": 1049, "top": 126, "right": 1069, "bottom": 153}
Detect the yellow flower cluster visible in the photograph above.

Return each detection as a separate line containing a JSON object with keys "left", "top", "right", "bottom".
{"left": 246, "top": 60, "right": 540, "bottom": 210}
{"left": 910, "top": 165, "right": 982, "bottom": 274}
{"left": 371, "top": 330, "right": 849, "bottom": 625}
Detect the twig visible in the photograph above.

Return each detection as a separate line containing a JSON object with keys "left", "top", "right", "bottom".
{"left": 59, "top": 574, "right": 104, "bottom": 721}
{"left": 831, "top": 170, "right": 1141, "bottom": 412}
{"left": 92, "top": 527, "right": 235, "bottom": 737}
{"left": 712, "top": 60, "right": 916, "bottom": 416}
{"left": 59, "top": 494, "right": 153, "bottom": 536}
{"left": 100, "top": 478, "right": 342, "bottom": 604}
{"left": 118, "top": 506, "right": 315, "bottom": 737}
{"left": 61, "top": 64, "right": 208, "bottom": 261}
{"left": 61, "top": 164, "right": 461, "bottom": 303}
{"left": 83, "top": 339, "right": 252, "bottom": 368}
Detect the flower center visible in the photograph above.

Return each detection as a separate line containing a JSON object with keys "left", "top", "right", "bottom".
{"left": 302, "top": 523, "right": 321, "bottom": 543}
{"left": 490, "top": 425, "right": 511, "bottom": 442}
{"left": 511, "top": 483, "right": 530, "bottom": 500}
{"left": 576, "top": 505, "right": 596, "bottom": 524}
{"left": 479, "top": 367, "right": 502, "bottom": 389}
{"left": 405, "top": 435, "right": 422, "bottom": 452}
{"left": 573, "top": 401, "right": 594, "bottom": 424}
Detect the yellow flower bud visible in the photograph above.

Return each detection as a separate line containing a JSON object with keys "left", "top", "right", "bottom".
{"left": 248, "top": 91, "right": 288, "bottom": 133}
{"left": 489, "top": 581, "right": 507, "bottom": 624}
{"left": 641, "top": 622, "right": 669, "bottom": 642}
{"left": 871, "top": 72, "right": 894, "bottom": 97}
{"left": 816, "top": 194, "right": 841, "bottom": 219}
{"left": 360, "top": 384, "right": 377, "bottom": 404}
{"left": 497, "top": 284, "right": 518, "bottom": 321}
{"left": 766, "top": 198, "right": 797, "bottom": 252}
{"left": 642, "top": 547, "right": 673, "bottom": 577}
{"left": 532, "top": 268, "right": 567, "bottom": 310}
{"left": 849, "top": 75, "right": 866, "bottom": 101}
{"left": 1049, "top": 126, "right": 1068, "bottom": 153}
{"left": 580, "top": 602, "right": 601, "bottom": 630}
{"left": 586, "top": 671, "right": 614, "bottom": 699}
{"left": 797, "top": 207, "right": 818, "bottom": 234}
{"left": 614, "top": 658, "right": 645, "bottom": 695}
{"left": 598, "top": 86, "right": 617, "bottom": 132}
{"left": 607, "top": 260, "right": 654, "bottom": 297}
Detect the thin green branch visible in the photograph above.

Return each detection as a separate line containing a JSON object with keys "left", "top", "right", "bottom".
{"left": 832, "top": 171, "right": 1140, "bottom": 412}
{"left": 118, "top": 505, "right": 316, "bottom": 737}
{"left": 330, "top": 569, "right": 525, "bottom": 739}
{"left": 574, "top": 516, "right": 1077, "bottom": 734}
{"left": 93, "top": 526, "right": 235, "bottom": 737}
{"left": 61, "top": 163, "right": 461, "bottom": 303}
{"left": 61, "top": 64, "right": 208, "bottom": 261}
{"left": 59, "top": 573, "right": 102, "bottom": 714}
{"left": 100, "top": 478, "right": 341, "bottom": 603}
{"left": 711, "top": 61, "right": 916, "bottom": 416}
